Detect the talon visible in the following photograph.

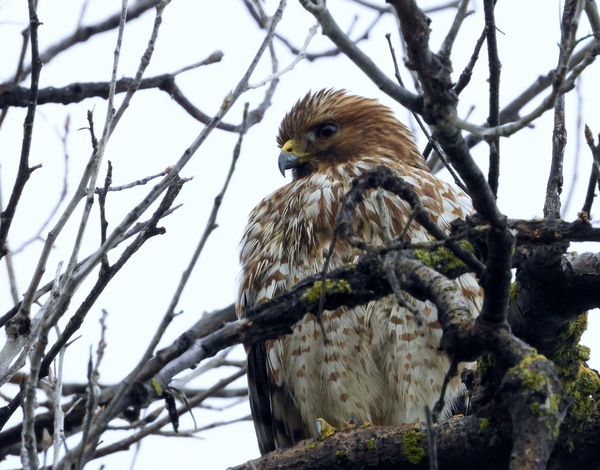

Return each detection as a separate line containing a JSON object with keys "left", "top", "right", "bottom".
{"left": 315, "top": 418, "right": 337, "bottom": 440}
{"left": 341, "top": 416, "right": 359, "bottom": 430}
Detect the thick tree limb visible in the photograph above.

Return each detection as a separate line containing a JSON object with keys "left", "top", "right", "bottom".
{"left": 0, "top": 226, "right": 597, "bottom": 461}
{"left": 511, "top": 247, "right": 600, "bottom": 350}
{"left": 232, "top": 416, "right": 513, "bottom": 470}
{"left": 233, "top": 393, "right": 600, "bottom": 470}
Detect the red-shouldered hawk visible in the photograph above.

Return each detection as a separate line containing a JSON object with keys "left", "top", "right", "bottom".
{"left": 236, "top": 89, "right": 482, "bottom": 454}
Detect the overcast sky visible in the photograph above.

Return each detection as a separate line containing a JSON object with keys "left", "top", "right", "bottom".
{"left": 1, "top": 1, "right": 599, "bottom": 468}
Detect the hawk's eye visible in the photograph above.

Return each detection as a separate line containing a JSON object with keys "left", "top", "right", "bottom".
{"left": 315, "top": 123, "right": 337, "bottom": 138}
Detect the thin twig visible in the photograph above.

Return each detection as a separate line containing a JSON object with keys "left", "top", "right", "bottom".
{"left": 12, "top": 116, "right": 71, "bottom": 255}
{"left": 582, "top": 125, "right": 600, "bottom": 215}
{"left": 458, "top": 0, "right": 591, "bottom": 139}
{"left": 76, "top": 348, "right": 98, "bottom": 470}
{"left": 54, "top": 174, "right": 186, "bottom": 468}
{"left": 562, "top": 77, "right": 584, "bottom": 216}
{"left": 385, "top": 34, "right": 467, "bottom": 191}
{"left": 0, "top": 11, "right": 32, "bottom": 129}
{"left": 334, "top": 166, "right": 485, "bottom": 275}
{"left": 22, "top": 262, "right": 64, "bottom": 470}
{"left": 248, "top": 24, "right": 318, "bottom": 89}
{"left": 92, "top": 369, "right": 246, "bottom": 460}
{"left": 51, "top": 326, "right": 67, "bottom": 468}
{"left": 170, "top": 350, "right": 236, "bottom": 389}
{"left": 483, "top": 0, "right": 501, "bottom": 197}
{"left": 75, "top": 0, "right": 92, "bottom": 30}
{"left": 544, "top": 95, "right": 566, "bottom": 219}
{"left": 0, "top": 0, "right": 43, "bottom": 261}
{"left": 18, "top": 0, "right": 162, "bottom": 81}
{"left": 163, "top": 103, "right": 250, "bottom": 328}
{"left": 0, "top": 172, "right": 20, "bottom": 303}
{"left": 58, "top": 4, "right": 289, "bottom": 464}
{"left": 0, "top": 198, "right": 181, "bottom": 333}
{"left": 0, "top": 145, "right": 94, "bottom": 386}
{"left": 62, "top": 0, "right": 134, "bottom": 284}
{"left": 299, "top": 0, "right": 423, "bottom": 113}
{"left": 431, "top": 360, "right": 459, "bottom": 421}
{"left": 438, "top": 0, "right": 471, "bottom": 59}
{"left": 170, "top": 50, "right": 224, "bottom": 75}
{"left": 245, "top": 0, "right": 385, "bottom": 63}
{"left": 75, "top": 310, "right": 108, "bottom": 470}
{"left": 35, "top": 179, "right": 185, "bottom": 394}
{"left": 384, "top": 252, "right": 424, "bottom": 328}
{"left": 98, "top": 162, "right": 113, "bottom": 273}
{"left": 98, "top": 169, "right": 171, "bottom": 192}
{"left": 71, "top": 0, "right": 286, "bottom": 287}
{"left": 108, "top": 1, "right": 169, "bottom": 137}
{"left": 453, "top": 29, "right": 486, "bottom": 95}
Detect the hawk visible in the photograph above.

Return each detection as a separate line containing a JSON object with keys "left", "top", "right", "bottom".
{"left": 236, "top": 89, "right": 482, "bottom": 454}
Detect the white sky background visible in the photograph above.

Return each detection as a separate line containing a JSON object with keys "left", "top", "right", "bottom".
{"left": 0, "top": 0, "right": 599, "bottom": 468}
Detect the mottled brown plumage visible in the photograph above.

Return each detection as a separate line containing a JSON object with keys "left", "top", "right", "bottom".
{"left": 236, "top": 89, "right": 482, "bottom": 454}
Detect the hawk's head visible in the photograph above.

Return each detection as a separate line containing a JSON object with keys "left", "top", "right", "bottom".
{"left": 276, "top": 89, "right": 425, "bottom": 179}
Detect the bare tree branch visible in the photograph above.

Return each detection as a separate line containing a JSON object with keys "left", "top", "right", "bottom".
{"left": 1, "top": 1, "right": 600, "bottom": 468}
{"left": 483, "top": 0, "right": 501, "bottom": 197}
{"left": 299, "top": 0, "right": 423, "bottom": 113}
{"left": 17, "top": 0, "right": 163, "bottom": 82}
{"left": 0, "top": 0, "right": 43, "bottom": 261}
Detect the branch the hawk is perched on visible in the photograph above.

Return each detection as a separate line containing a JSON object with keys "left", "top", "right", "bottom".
{"left": 236, "top": 89, "right": 482, "bottom": 454}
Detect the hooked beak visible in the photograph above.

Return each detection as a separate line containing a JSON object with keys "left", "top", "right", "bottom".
{"left": 278, "top": 151, "right": 299, "bottom": 177}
